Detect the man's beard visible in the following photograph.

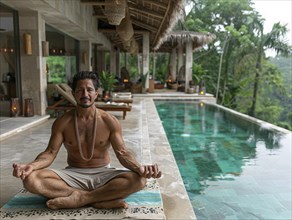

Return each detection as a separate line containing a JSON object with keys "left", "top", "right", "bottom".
{"left": 77, "top": 102, "right": 94, "bottom": 108}
{"left": 77, "top": 97, "right": 94, "bottom": 108}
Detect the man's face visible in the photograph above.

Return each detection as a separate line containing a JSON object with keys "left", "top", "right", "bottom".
{"left": 73, "top": 79, "right": 98, "bottom": 108}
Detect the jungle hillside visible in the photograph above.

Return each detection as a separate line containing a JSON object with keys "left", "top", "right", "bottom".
{"left": 182, "top": 0, "right": 292, "bottom": 130}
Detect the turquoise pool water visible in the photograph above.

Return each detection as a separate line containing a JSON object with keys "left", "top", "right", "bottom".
{"left": 155, "top": 100, "right": 291, "bottom": 220}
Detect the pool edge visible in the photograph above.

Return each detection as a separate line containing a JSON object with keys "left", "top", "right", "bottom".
{"left": 145, "top": 98, "right": 197, "bottom": 220}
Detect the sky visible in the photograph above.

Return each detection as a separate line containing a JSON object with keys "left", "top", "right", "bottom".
{"left": 252, "top": 0, "right": 292, "bottom": 56}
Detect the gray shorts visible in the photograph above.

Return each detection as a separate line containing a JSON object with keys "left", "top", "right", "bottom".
{"left": 51, "top": 166, "right": 130, "bottom": 191}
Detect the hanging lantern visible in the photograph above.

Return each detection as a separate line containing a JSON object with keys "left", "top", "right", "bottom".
{"left": 123, "top": 37, "right": 138, "bottom": 54}
{"left": 10, "top": 98, "right": 20, "bottom": 117}
{"left": 123, "top": 38, "right": 131, "bottom": 51}
{"left": 104, "top": 0, "right": 126, "bottom": 25}
{"left": 116, "top": 7, "right": 134, "bottom": 41}
{"left": 129, "top": 38, "right": 138, "bottom": 55}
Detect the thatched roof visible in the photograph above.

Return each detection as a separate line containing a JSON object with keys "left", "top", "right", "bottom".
{"left": 156, "top": 31, "right": 216, "bottom": 52}
{"left": 81, "top": 0, "right": 185, "bottom": 52}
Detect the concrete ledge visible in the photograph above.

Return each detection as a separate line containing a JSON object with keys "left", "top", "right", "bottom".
{"left": 0, "top": 115, "right": 50, "bottom": 141}
{"left": 211, "top": 103, "right": 291, "bottom": 134}
{"left": 134, "top": 92, "right": 216, "bottom": 104}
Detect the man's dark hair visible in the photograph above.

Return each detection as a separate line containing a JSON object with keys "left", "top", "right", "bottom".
{"left": 71, "top": 71, "right": 100, "bottom": 91}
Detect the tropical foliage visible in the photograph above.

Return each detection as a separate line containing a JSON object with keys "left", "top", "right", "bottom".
{"left": 183, "top": 0, "right": 292, "bottom": 130}
{"left": 99, "top": 71, "right": 117, "bottom": 92}
{"left": 46, "top": 56, "right": 76, "bottom": 83}
{"left": 120, "top": 52, "right": 169, "bottom": 84}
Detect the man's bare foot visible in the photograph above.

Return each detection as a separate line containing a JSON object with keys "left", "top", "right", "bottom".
{"left": 92, "top": 199, "right": 128, "bottom": 209}
{"left": 46, "top": 191, "right": 86, "bottom": 209}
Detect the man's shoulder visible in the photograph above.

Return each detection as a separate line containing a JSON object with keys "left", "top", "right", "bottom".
{"left": 98, "top": 109, "right": 111, "bottom": 118}
{"left": 53, "top": 110, "right": 74, "bottom": 127}
{"left": 98, "top": 109, "right": 120, "bottom": 129}
{"left": 99, "top": 110, "right": 117, "bottom": 121}
{"left": 58, "top": 109, "right": 74, "bottom": 120}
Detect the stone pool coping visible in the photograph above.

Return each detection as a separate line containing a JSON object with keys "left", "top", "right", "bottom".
{"left": 141, "top": 97, "right": 196, "bottom": 219}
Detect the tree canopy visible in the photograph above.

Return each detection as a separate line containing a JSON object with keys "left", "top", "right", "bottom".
{"left": 184, "top": 0, "right": 292, "bottom": 130}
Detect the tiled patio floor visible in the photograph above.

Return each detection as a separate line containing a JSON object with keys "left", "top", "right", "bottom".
{"left": 0, "top": 95, "right": 202, "bottom": 219}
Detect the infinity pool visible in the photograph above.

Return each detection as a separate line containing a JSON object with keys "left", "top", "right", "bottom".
{"left": 155, "top": 100, "right": 291, "bottom": 220}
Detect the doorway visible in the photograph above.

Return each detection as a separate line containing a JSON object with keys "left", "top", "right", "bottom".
{"left": 0, "top": 3, "right": 20, "bottom": 116}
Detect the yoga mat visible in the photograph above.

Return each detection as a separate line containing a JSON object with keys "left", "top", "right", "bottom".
{"left": 0, "top": 179, "right": 165, "bottom": 219}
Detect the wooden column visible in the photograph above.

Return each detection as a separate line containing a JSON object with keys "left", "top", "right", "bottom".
{"left": 185, "top": 40, "right": 193, "bottom": 92}
{"left": 20, "top": 11, "right": 46, "bottom": 115}
{"left": 116, "top": 47, "right": 120, "bottom": 77}
{"left": 80, "top": 40, "right": 92, "bottom": 71}
{"left": 110, "top": 45, "right": 116, "bottom": 74}
{"left": 177, "top": 43, "right": 183, "bottom": 74}
{"left": 143, "top": 32, "right": 150, "bottom": 88}
{"left": 97, "top": 50, "right": 106, "bottom": 73}
{"left": 171, "top": 48, "right": 177, "bottom": 81}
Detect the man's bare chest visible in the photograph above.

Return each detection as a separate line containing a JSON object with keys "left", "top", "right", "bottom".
{"left": 63, "top": 123, "right": 110, "bottom": 149}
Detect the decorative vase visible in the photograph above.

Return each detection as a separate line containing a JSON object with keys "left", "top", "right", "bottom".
{"left": 102, "top": 91, "right": 111, "bottom": 102}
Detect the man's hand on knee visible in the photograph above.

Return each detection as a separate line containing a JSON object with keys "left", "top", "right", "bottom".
{"left": 12, "top": 163, "right": 34, "bottom": 180}
{"left": 139, "top": 164, "right": 162, "bottom": 179}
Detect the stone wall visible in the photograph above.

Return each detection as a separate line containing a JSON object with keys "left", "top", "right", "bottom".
{"left": 0, "top": 0, "right": 112, "bottom": 115}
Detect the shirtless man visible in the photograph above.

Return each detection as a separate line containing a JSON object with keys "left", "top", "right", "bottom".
{"left": 12, "top": 71, "right": 162, "bottom": 210}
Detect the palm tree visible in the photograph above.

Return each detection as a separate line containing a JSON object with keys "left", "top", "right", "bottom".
{"left": 247, "top": 15, "right": 291, "bottom": 116}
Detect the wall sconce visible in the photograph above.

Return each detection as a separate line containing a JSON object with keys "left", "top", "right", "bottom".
{"left": 10, "top": 98, "right": 21, "bottom": 117}
{"left": 0, "top": 48, "right": 14, "bottom": 53}
{"left": 49, "top": 48, "right": 65, "bottom": 55}
{"left": 42, "top": 41, "right": 49, "bottom": 57}
{"left": 23, "top": 33, "right": 32, "bottom": 55}
{"left": 24, "top": 98, "right": 34, "bottom": 117}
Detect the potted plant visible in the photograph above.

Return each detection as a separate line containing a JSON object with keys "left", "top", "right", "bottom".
{"left": 154, "top": 70, "right": 165, "bottom": 89}
{"left": 192, "top": 63, "right": 207, "bottom": 93}
{"left": 130, "top": 72, "right": 149, "bottom": 93}
{"left": 99, "top": 71, "right": 117, "bottom": 101}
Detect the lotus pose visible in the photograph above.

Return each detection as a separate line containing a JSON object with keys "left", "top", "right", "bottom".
{"left": 12, "top": 71, "right": 161, "bottom": 210}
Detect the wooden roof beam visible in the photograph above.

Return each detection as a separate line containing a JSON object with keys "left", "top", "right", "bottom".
{"left": 132, "top": 0, "right": 168, "bottom": 9}
{"left": 131, "top": 19, "right": 157, "bottom": 32}
{"left": 98, "top": 29, "right": 149, "bottom": 35}
{"left": 81, "top": 0, "right": 117, "bottom": 5}
{"left": 128, "top": 3, "right": 164, "bottom": 19}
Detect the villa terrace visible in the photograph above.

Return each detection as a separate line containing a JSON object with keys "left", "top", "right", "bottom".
{"left": 0, "top": 94, "right": 218, "bottom": 219}
{"left": 1, "top": 91, "right": 291, "bottom": 219}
